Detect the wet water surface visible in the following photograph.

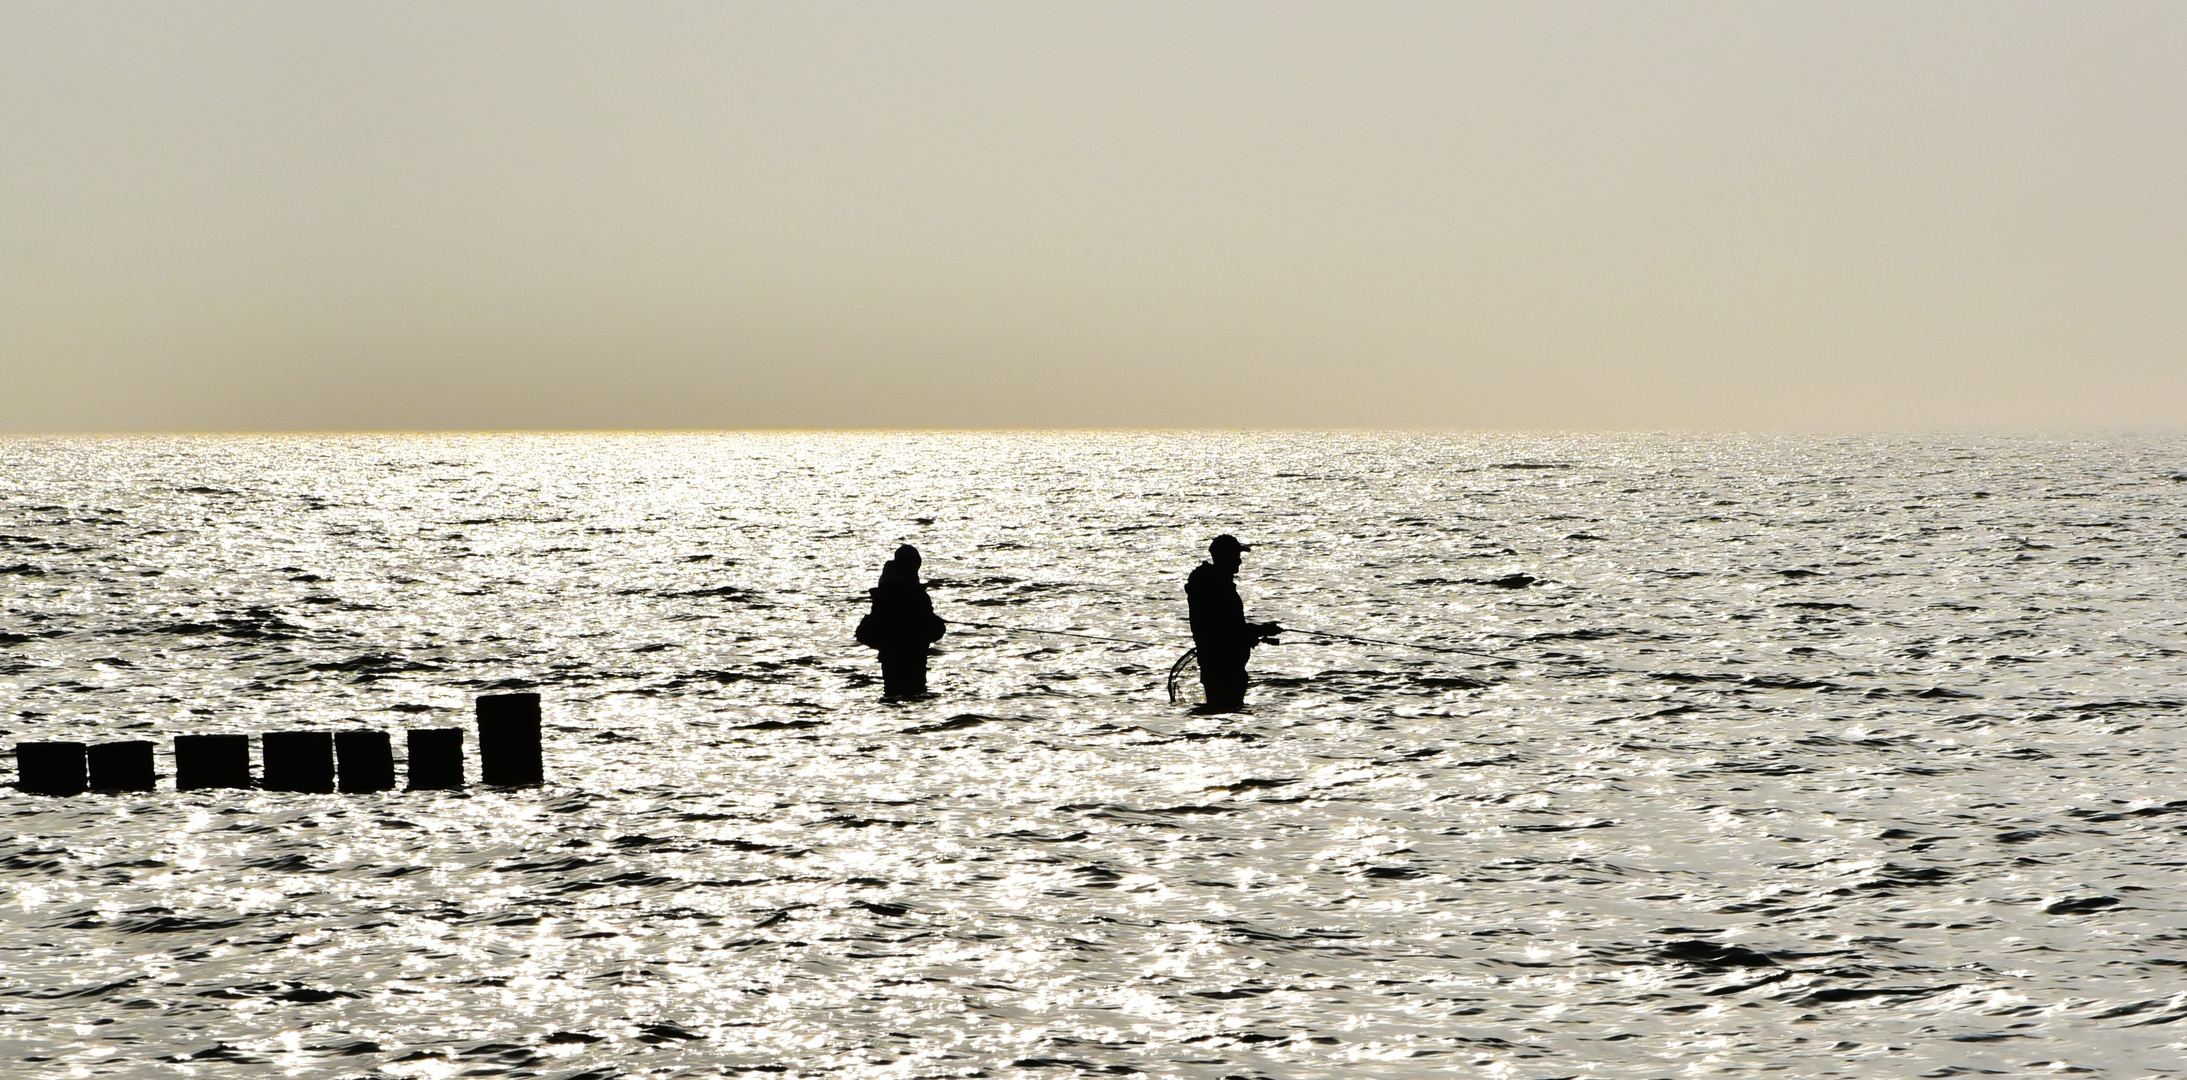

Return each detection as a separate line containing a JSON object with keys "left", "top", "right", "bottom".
{"left": 2, "top": 432, "right": 2184, "bottom": 1078}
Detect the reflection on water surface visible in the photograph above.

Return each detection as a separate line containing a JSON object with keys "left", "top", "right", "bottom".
{"left": 1, "top": 433, "right": 2183, "bottom": 1077}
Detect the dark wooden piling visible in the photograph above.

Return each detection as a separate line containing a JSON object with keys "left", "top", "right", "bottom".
{"left": 476, "top": 693, "right": 543, "bottom": 787}
{"left": 261, "top": 732, "right": 335, "bottom": 793}
{"left": 334, "top": 731, "right": 395, "bottom": 793}
{"left": 175, "top": 734, "right": 252, "bottom": 790}
{"left": 15, "top": 742, "right": 88, "bottom": 796}
{"left": 406, "top": 728, "right": 464, "bottom": 790}
{"left": 87, "top": 741, "right": 156, "bottom": 792}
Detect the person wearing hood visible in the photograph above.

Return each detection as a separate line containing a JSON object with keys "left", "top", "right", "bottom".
{"left": 1186, "top": 534, "right": 1281, "bottom": 713}
{"left": 857, "top": 544, "right": 947, "bottom": 698}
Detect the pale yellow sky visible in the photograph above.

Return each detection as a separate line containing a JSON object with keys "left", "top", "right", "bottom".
{"left": 3, "top": 2, "right": 2182, "bottom": 432}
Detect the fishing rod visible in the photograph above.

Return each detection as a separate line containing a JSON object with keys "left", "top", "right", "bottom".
{"left": 950, "top": 619, "right": 1165, "bottom": 648}
{"left": 957, "top": 615, "right": 1560, "bottom": 706}
{"left": 1282, "top": 627, "right": 1528, "bottom": 665}
{"left": 929, "top": 563, "right": 1536, "bottom": 663}
{"left": 957, "top": 618, "right": 1524, "bottom": 664}
{"left": 1165, "top": 628, "right": 1529, "bottom": 704}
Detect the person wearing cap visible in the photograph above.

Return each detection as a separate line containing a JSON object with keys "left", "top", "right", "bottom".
{"left": 1186, "top": 534, "right": 1281, "bottom": 712}
{"left": 857, "top": 544, "right": 947, "bottom": 698}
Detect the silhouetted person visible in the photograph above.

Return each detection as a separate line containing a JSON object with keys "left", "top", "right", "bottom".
{"left": 857, "top": 544, "right": 947, "bottom": 698}
{"left": 1186, "top": 534, "right": 1280, "bottom": 713}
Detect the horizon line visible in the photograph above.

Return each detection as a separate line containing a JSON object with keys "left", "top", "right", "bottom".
{"left": 4, "top": 424, "right": 2185, "bottom": 439}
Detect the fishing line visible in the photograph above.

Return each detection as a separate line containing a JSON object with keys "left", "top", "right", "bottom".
{"left": 928, "top": 563, "right": 1540, "bottom": 664}
{"left": 1283, "top": 627, "right": 1529, "bottom": 665}
{"left": 950, "top": 619, "right": 1165, "bottom": 648}
{"left": 891, "top": 561, "right": 1611, "bottom": 691}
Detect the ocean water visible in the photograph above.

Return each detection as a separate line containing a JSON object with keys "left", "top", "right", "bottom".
{"left": 1, "top": 431, "right": 2184, "bottom": 1079}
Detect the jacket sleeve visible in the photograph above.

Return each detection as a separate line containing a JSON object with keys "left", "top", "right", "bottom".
{"left": 856, "top": 588, "right": 881, "bottom": 648}
{"left": 917, "top": 587, "right": 945, "bottom": 645}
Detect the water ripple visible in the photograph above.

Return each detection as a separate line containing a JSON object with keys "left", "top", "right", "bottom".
{"left": 0, "top": 432, "right": 2183, "bottom": 1077}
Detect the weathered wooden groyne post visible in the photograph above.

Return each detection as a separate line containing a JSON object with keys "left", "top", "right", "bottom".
{"left": 15, "top": 742, "right": 87, "bottom": 796}
{"left": 334, "top": 731, "right": 395, "bottom": 793}
{"left": 405, "top": 728, "right": 464, "bottom": 790}
{"left": 476, "top": 693, "right": 543, "bottom": 787}
{"left": 11, "top": 693, "right": 543, "bottom": 796}
{"left": 87, "top": 741, "right": 156, "bottom": 792}
{"left": 174, "top": 734, "right": 251, "bottom": 790}
{"left": 261, "top": 732, "right": 335, "bottom": 793}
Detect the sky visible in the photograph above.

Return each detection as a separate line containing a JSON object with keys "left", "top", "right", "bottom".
{"left": 2, "top": 1, "right": 2182, "bottom": 432}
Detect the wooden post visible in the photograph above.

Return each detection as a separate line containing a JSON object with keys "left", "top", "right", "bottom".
{"left": 476, "top": 693, "right": 543, "bottom": 787}
{"left": 334, "top": 731, "right": 394, "bottom": 793}
{"left": 87, "top": 741, "right": 156, "bottom": 792}
{"left": 261, "top": 732, "right": 335, "bottom": 793}
{"left": 15, "top": 742, "right": 87, "bottom": 796}
{"left": 405, "top": 728, "right": 464, "bottom": 790}
{"left": 175, "top": 734, "right": 251, "bottom": 790}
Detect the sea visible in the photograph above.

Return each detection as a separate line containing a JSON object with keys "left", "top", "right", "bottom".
{"left": 1, "top": 431, "right": 2183, "bottom": 1079}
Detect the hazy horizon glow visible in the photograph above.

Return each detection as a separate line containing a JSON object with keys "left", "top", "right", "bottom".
{"left": 3, "top": 2, "right": 2182, "bottom": 433}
